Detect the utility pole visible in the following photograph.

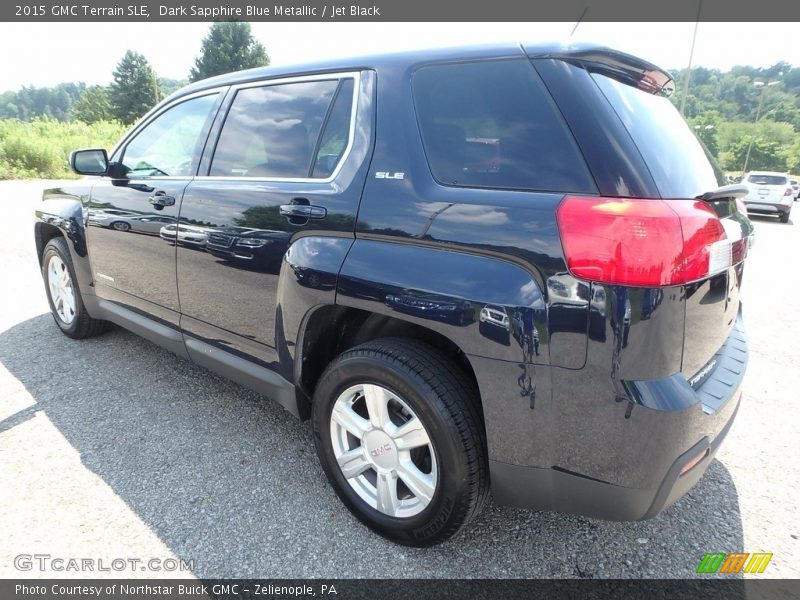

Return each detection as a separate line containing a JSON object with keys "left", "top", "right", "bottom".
{"left": 679, "top": 0, "right": 703, "bottom": 117}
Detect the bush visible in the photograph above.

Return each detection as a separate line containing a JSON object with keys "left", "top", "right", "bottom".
{"left": 0, "top": 118, "right": 127, "bottom": 179}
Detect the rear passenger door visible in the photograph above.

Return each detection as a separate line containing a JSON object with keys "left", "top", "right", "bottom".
{"left": 177, "top": 72, "right": 373, "bottom": 378}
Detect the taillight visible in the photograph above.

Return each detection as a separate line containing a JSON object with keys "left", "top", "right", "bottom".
{"left": 785, "top": 187, "right": 793, "bottom": 196}
{"left": 557, "top": 196, "right": 729, "bottom": 287}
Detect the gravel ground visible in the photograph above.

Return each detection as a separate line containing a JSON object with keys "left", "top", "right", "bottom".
{"left": 1, "top": 179, "right": 798, "bottom": 579}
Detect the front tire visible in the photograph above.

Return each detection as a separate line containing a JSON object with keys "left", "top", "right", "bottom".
{"left": 41, "top": 237, "right": 108, "bottom": 339}
{"left": 110, "top": 221, "right": 131, "bottom": 232}
{"left": 312, "top": 338, "right": 488, "bottom": 546}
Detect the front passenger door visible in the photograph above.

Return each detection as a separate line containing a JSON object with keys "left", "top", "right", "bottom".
{"left": 87, "top": 92, "right": 222, "bottom": 328}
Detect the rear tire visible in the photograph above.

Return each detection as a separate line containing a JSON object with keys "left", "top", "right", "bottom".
{"left": 110, "top": 221, "right": 131, "bottom": 232}
{"left": 780, "top": 211, "right": 790, "bottom": 223}
{"left": 41, "top": 237, "right": 108, "bottom": 339}
{"left": 312, "top": 338, "right": 488, "bottom": 546}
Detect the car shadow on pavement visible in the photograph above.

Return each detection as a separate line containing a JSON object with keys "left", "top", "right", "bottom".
{"left": 748, "top": 213, "right": 794, "bottom": 226}
{"left": 0, "top": 314, "right": 746, "bottom": 580}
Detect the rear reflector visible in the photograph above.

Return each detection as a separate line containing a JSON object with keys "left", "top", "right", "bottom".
{"left": 680, "top": 448, "right": 709, "bottom": 476}
{"left": 557, "top": 196, "right": 730, "bottom": 286}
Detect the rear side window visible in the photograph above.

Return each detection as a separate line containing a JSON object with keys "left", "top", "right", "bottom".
{"left": 211, "top": 79, "right": 342, "bottom": 178}
{"left": 747, "top": 174, "right": 787, "bottom": 185}
{"left": 412, "top": 60, "right": 595, "bottom": 193}
{"left": 312, "top": 79, "right": 355, "bottom": 178}
{"left": 592, "top": 74, "right": 722, "bottom": 199}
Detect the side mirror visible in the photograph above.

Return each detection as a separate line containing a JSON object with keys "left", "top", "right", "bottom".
{"left": 69, "top": 148, "right": 109, "bottom": 176}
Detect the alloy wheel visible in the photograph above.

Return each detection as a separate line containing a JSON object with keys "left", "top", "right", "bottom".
{"left": 47, "top": 255, "right": 76, "bottom": 325}
{"left": 329, "top": 383, "right": 438, "bottom": 518}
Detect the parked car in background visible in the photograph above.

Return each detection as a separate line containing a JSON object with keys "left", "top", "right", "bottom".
{"left": 87, "top": 208, "right": 140, "bottom": 229}
{"left": 790, "top": 178, "right": 799, "bottom": 200}
{"left": 159, "top": 223, "right": 209, "bottom": 247}
{"left": 742, "top": 171, "right": 794, "bottom": 222}
{"left": 96, "top": 214, "right": 176, "bottom": 234}
{"left": 36, "top": 43, "right": 754, "bottom": 546}
{"left": 206, "top": 227, "right": 290, "bottom": 271}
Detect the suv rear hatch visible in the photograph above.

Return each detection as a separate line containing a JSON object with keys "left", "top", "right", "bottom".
{"left": 527, "top": 45, "right": 754, "bottom": 381}
{"left": 744, "top": 173, "right": 790, "bottom": 205}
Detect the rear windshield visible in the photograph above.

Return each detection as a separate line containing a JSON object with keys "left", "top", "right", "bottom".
{"left": 592, "top": 73, "right": 723, "bottom": 199}
{"left": 747, "top": 174, "right": 788, "bottom": 186}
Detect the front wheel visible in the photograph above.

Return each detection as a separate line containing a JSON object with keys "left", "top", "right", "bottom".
{"left": 110, "top": 221, "right": 131, "bottom": 232}
{"left": 41, "top": 237, "right": 108, "bottom": 339}
{"left": 312, "top": 338, "right": 488, "bottom": 546}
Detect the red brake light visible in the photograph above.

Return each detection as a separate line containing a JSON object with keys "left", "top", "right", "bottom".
{"left": 557, "top": 196, "right": 729, "bottom": 287}
{"left": 785, "top": 187, "right": 793, "bottom": 196}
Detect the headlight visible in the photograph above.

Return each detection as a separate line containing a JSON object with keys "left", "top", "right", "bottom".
{"left": 236, "top": 238, "right": 270, "bottom": 248}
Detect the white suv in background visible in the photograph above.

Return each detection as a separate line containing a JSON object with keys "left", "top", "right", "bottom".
{"left": 742, "top": 171, "right": 794, "bottom": 223}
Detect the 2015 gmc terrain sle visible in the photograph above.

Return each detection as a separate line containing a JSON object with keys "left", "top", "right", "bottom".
{"left": 35, "top": 43, "right": 753, "bottom": 546}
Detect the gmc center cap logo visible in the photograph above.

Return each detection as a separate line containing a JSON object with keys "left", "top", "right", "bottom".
{"left": 364, "top": 431, "right": 397, "bottom": 469}
{"left": 370, "top": 443, "right": 392, "bottom": 458}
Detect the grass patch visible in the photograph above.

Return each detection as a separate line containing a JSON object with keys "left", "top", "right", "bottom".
{"left": 0, "top": 118, "right": 126, "bottom": 179}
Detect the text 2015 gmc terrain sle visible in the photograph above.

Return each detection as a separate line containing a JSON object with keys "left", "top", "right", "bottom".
{"left": 35, "top": 43, "right": 753, "bottom": 546}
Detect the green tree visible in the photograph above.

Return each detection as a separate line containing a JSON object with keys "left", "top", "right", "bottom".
{"left": 722, "top": 136, "right": 787, "bottom": 173}
{"left": 158, "top": 77, "right": 187, "bottom": 98}
{"left": 71, "top": 86, "right": 114, "bottom": 123}
{"left": 109, "top": 50, "right": 161, "bottom": 125}
{"left": 189, "top": 22, "right": 269, "bottom": 82}
{"left": 783, "top": 137, "right": 800, "bottom": 174}
{"left": 688, "top": 112, "right": 721, "bottom": 156}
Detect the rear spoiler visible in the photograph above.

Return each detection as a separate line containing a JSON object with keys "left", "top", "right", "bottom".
{"left": 523, "top": 44, "right": 675, "bottom": 97}
{"left": 696, "top": 184, "right": 750, "bottom": 201}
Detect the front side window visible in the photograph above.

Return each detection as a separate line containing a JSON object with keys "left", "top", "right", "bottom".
{"left": 210, "top": 78, "right": 351, "bottom": 179}
{"left": 121, "top": 94, "right": 218, "bottom": 178}
{"left": 412, "top": 60, "right": 595, "bottom": 193}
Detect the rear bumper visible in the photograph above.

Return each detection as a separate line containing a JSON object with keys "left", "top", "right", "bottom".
{"left": 745, "top": 200, "right": 790, "bottom": 214}
{"left": 490, "top": 394, "right": 739, "bottom": 520}
{"left": 483, "top": 310, "right": 748, "bottom": 520}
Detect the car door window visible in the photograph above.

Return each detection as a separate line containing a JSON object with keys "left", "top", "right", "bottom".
{"left": 210, "top": 79, "right": 342, "bottom": 179}
{"left": 312, "top": 79, "right": 355, "bottom": 178}
{"left": 121, "top": 94, "right": 218, "bottom": 178}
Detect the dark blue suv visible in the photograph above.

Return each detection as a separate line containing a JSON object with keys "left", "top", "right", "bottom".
{"left": 35, "top": 43, "right": 753, "bottom": 546}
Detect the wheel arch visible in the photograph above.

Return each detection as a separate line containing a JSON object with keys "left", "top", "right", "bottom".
{"left": 34, "top": 221, "right": 65, "bottom": 266}
{"left": 295, "top": 304, "right": 484, "bottom": 424}
{"left": 35, "top": 191, "right": 95, "bottom": 305}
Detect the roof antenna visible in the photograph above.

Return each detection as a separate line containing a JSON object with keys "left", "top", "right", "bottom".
{"left": 679, "top": 0, "right": 703, "bottom": 116}
{"left": 570, "top": 7, "right": 588, "bottom": 37}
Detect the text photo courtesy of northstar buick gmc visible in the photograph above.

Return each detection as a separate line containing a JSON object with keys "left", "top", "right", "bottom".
{"left": 34, "top": 43, "right": 753, "bottom": 546}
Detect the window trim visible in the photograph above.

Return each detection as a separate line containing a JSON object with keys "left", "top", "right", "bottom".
{"left": 201, "top": 71, "right": 362, "bottom": 184}
{"left": 110, "top": 88, "right": 226, "bottom": 181}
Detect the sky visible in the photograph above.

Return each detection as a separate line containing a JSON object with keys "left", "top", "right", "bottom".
{"left": 0, "top": 22, "right": 798, "bottom": 91}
